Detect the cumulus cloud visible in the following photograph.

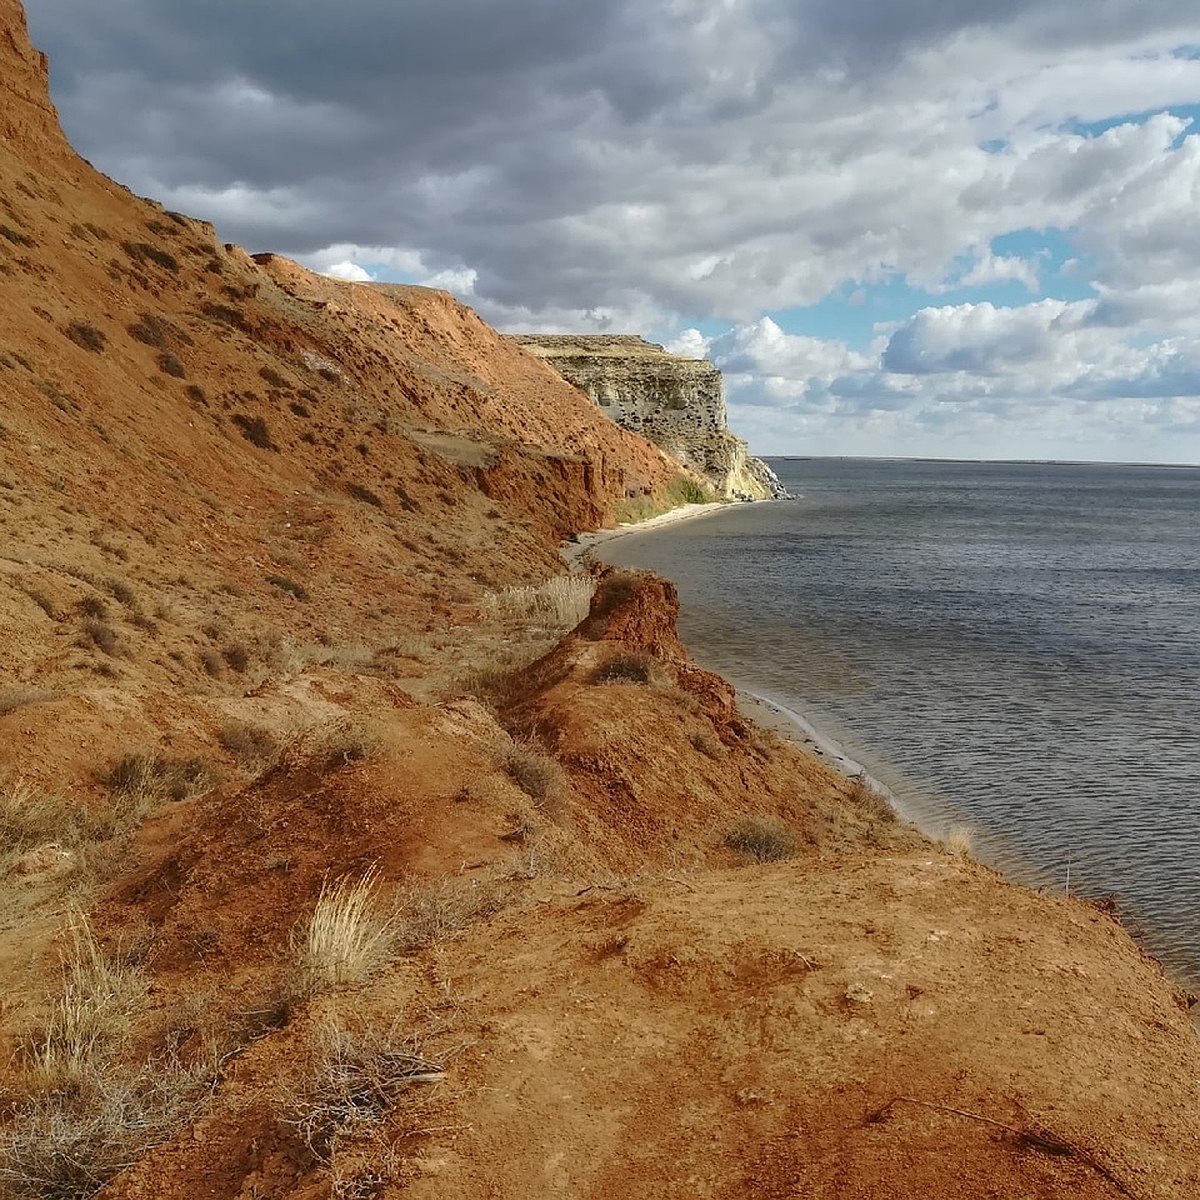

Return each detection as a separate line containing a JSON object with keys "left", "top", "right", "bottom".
{"left": 22, "top": 0, "right": 1200, "bottom": 457}
{"left": 322, "top": 261, "right": 374, "bottom": 282}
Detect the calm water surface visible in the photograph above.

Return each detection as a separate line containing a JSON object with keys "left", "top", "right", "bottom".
{"left": 601, "top": 459, "right": 1200, "bottom": 988}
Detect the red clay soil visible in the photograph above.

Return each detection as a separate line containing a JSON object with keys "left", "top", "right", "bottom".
{"left": 2, "top": 3, "right": 1199, "bottom": 1198}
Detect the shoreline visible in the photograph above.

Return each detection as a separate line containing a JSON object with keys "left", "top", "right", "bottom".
{"left": 562, "top": 498, "right": 738, "bottom": 567}
{"left": 578, "top": 508, "right": 1200, "bottom": 1015}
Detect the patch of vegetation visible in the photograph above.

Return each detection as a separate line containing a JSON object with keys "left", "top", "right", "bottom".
{"left": 200, "top": 301, "right": 245, "bottom": 328}
{"left": 126, "top": 314, "right": 171, "bottom": 348}
{"left": 157, "top": 353, "right": 186, "bottom": 378}
{"left": 103, "top": 578, "right": 137, "bottom": 607}
{"left": 64, "top": 323, "right": 106, "bottom": 353}
{"left": 487, "top": 574, "right": 595, "bottom": 628}
{"left": 345, "top": 482, "right": 383, "bottom": 508}
{"left": 290, "top": 869, "right": 397, "bottom": 997}
{"left": 80, "top": 618, "right": 119, "bottom": 656}
{"left": 232, "top": 413, "right": 276, "bottom": 450}
{"left": 283, "top": 1018, "right": 443, "bottom": 1163}
{"left": 614, "top": 473, "right": 717, "bottom": 524}
{"left": 267, "top": 573, "right": 308, "bottom": 601}
{"left": 221, "top": 642, "right": 251, "bottom": 673}
{"left": 105, "top": 753, "right": 216, "bottom": 804}
{"left": 725, "top": 816, "right": 799, "bottom": 863}
{"left": 198, "top": 648, "right": 223, "bottom": 677}
{"left": 0, "top": 686, "right": 56, "bottom": 716}
{"left": 588, "top": 650, "right": 662, "bottom": 685}
{"left": 185, "top": 384, "right": 206, "bottom": 405}
{"left": 505, "top": 741, "right": 567, "bottom": 812}
{"left": 259, "top": 366, "right": 288, "bottom": 388}
{"left": 121, "top": 240, "right": 179, "bottom": 272}
{"left": 393, "top": 878, "right": 508, "bottom": 953}
{"left": 217, "top": 722, "right": 278, "bottom": 772}
{"left": 0, "top": 224, "right": 34, "bottom": 247}
{"left": 77, "top": 595, "right": 108, "bottom": 619}
{"left": 0, "top": 915, "right": 212, "bottom": 1200}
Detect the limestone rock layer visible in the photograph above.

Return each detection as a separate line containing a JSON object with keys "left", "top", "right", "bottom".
{"left": 513, "top": 334, "right": 786, "bottom": 500}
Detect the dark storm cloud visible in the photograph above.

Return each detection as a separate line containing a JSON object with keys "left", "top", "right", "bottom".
{"left": 21, "top": 1, "right": 1200, "bottom": 325}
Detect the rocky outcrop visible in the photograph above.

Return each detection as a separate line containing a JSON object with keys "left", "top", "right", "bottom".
{"left": 513, "top": 334, "right": 786, "bottom": 500}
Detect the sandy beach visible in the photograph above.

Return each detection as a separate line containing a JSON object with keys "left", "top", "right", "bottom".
{"left": 562, "top": 498, "right": 733, "bottom": 566}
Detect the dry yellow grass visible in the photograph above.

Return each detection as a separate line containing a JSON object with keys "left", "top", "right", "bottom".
{"left": 486, "top": 573, "right": 595, "bottom": 629}
{"left": 944, "top": 826, "right": 974, "bottom": 857}
{"left": 291, "top": 868, "right": 397, "bottom": 995}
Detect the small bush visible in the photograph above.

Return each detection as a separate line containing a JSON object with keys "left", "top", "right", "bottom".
{"left": 157, "top": 353, "right": 186, "bottom": 378}
{"left": 126, "top": 315, "right": 171, "bottom": 347}
{"left": 103, "top": 578, "right": 137, "bottom": 607}
{"left": 290, "top": 869, "right": 397, "bottom": 997}
{"left": 105, "top": 753, "right": 215, "bottom": 804}
{"left": 81, "top": 619, "right": 119, "bottom": 656}
{"left": 587, "top": 571, "right": 638, "bottom": 621}
{"left": 670, "top": 475, "right": 713, "bottom": 505}
{"left": 943, "top": 826, "right": 973, "bottom": 856}
{"left": 65, "top": 323, "right": 106, "bottom": 353}
{"left": 122, "top": 241, "right": 179, "bottom": 272}
{"left": 393, "top": 879, "right": 507, "bottom": 953}
{"left": 345, "top": 483, "right": 383, "bottom": 508}
{"left": 505, "top": 742, "right": 566, "bottom": 811}
{"left": 185, "top": 384, "right": 206, "bottom": 405}
{"left": 77, "top": 595, "right": 108, "bottom": 619}
{"left": 198, "top": 648, "right": 223, "bottom": 677}
{"left": 725, "top": 816, "right": 798, "bottom": 863}
{"left": 258, "top": 366, "right": 288, "bottom": 388}
{"left": 232, "top": 413, "right": 276, "bottom": 450}
{"left": 222, "top": 642, "right": 251, "bottom": 673}
{"left": 588, "top": 650, "right": 662, "bottom": 685}
{"left": 284, "top": 1019, "right": 444, "bottom": 1162}
{"left": 217, "top": 722, "right": 278, "bottom": 772}
{"left": 267, "top": 573, "right": 309, "bottom": 601}
{"left": 200, "top": 302, "right": 245, "bottom": 328}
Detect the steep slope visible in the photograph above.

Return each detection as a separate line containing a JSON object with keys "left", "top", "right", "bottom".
{"left": 1, "top": 5, "right": 1199, "bottom": 1200}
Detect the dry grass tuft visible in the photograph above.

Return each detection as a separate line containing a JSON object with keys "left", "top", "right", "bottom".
{"left": 21, "top": 912, "right": 147, "bottom": 1092}
{"left": 486, "top": 574, "right": 595, "bottom": 629}
{"left": 393, "top": 878, "right": 508, "bottom": 953}
{"left": 0, "top": 1064, "right": 209, "bottom": 1200}
{"left": 105, "top": 753, "right": 216, "bottom": 804}
{"left": 283, "top": 1018, "right": 444, "bottom": 1163}
{"left": 291, "top": 869, "right": 397, "bottom": 997}
{"left": 943, "top": 826, "right": 974, "bottom": 857}
{"left": 725, "top": 816, "right": 799, "bottom": 863}
{"left": 0, "top": 781, "right": 90, "bottom": 863}
{"left": 588, "top": 649, "right": 664, "bottom": 686}
{"left": 504, "top": 741, "right": 567, "bottom": 812}
{"left": 217, "top": 721, "right": 279, "bottom": 772}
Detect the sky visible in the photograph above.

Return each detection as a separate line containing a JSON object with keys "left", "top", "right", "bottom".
{"left": 24, "top": 1, "right": 1200, "bottom": 462}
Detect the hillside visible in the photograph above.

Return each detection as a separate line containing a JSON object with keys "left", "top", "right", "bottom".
{"left": 2, "top": 3, "right": 1199, "bottom": 1198}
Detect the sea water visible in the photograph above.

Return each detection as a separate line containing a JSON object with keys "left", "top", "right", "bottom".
{"left": 600, "top": 458, "right": 1200, "bottom": 990}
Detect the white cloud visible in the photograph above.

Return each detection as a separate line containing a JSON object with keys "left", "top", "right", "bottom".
{"left": 322, "top": 260, "right": 374, "bottom": 282}
{"left": 25, "top": 0, "right": 1200, "bottom": 458}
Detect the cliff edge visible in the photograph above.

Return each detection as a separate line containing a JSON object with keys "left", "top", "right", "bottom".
{"left": 513, "top": 333, "right": 787, "bottom": 501}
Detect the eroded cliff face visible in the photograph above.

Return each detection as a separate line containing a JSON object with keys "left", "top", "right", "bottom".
{"left": 513, "top": 334, "right": 787, "bottom": 500}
